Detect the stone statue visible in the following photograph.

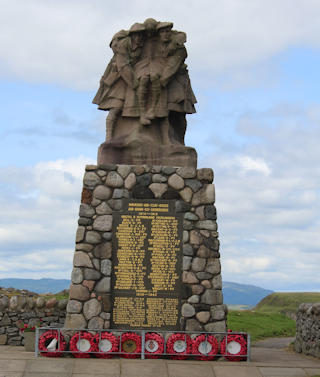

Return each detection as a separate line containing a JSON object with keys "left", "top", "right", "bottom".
{"left": 93, "top": 19, "right": 197, "bottom": 167}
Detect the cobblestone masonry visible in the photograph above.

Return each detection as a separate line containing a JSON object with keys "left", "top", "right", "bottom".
{"left": 295, "top": 302, "right": 320, "bottom": 358}
{"left": 0, "top": 297, "right": 67, "bottom": 346}
{"left": 64, "top": 164, "right": 227, "bottom": 331}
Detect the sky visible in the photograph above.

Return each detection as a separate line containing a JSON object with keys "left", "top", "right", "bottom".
{"left": 0, "top": 0, "right": 320, "bottom": 292}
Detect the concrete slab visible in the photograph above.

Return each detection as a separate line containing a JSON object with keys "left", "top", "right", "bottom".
{"left": 259, "top": 367, "right": 306, "bottom": 376}
{"left": 167, "top": 362, "right": 215, "bottom": 377}
{"left": 23, "top": 373, "right": 72, "bottom": 377}
{"left": 25, "top": 359, "right": 74, "bottom": 373}
{"left": 304, "top": 368, "right": 320, "bottom": 376}
{"left": 0, "top": 359, "right": 26, "bottom": 372}
{"left": 121, "top": 359, "right": 168, "bottom": 377}
{"left": 214, "top": 365, "right": 262, "bottom": 377}
{"left": 0, "top": 373, "right": 23, "bottom": 377}
{"left": 73, "top": 359, "right": 120, "bottom": 375}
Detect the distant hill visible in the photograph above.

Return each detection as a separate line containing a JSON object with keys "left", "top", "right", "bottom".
{"left": 0, "top": 278, "right": 70, "bottom": 294}
{"left": 255, "top": 292, "right": 320, "bottom": 313}
{"left": 0, "top": 278, "right": 272, "bottom": 306}
{"left": 222, "top": 281, "right": 273, "bottom": 307}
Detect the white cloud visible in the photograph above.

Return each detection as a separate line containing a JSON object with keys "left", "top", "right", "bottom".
{"left": 1, "top": 0, "right": 320, "bottom": 89}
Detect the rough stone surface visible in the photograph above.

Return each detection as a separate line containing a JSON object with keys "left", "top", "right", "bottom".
{"left": 93, "top": 215, "right": 112, "bottom": 232}
{"left": 181, "top": 303, "right": 196, "bottom": 317}
{"left": 93, "top": 185, "right": 112, "bottom": 200}
{"left": 196, "top": 311, "right": 210, "bottom": 323}
{"left": 182, "top": 271, "right": 199, "bottom": 284}
{"left": 190, "top": 230, "right": 202, "bottom": 246}
{"left": 67, "top": 300, "right": 83, "bottom": 314}
{"left": 83, "top": 172, "right": 101, "bottom": 188}
{"left": 176, "top": 167, "right": 196, "bottom": 178}
{"left": 196, "top": 220, "right": 217, "bottom": 231}
{"left": 117, "top": 165, "right": 131, "bottom": 178}
{"left": 197, "top": 245, "right": 211, "bottom": 258}
{"left": 204, "top": 321, "right": 226, "bottom": 333}
{"left": 105, "top": 171, "right": 123, "bottom": 187}
{"left": 75, "top": 226, "right": 85, "bottom": 242}
{"left": 187, "top": 295, "right": 200, "bottom": 304}
{"left": 183, "top": 244, "right": 193, "bottom": 256}
{"left": 186, "top": 318, "right": 203, "bottom": 331}
{"left": 196, "top": 271, "right": 213, "bottom": 280}
{"left": 96, "top": 202, "right": 112, "bottom": 215}
{"left": 95, "top": 277, "right": 111, "bottom": 293}
{"left": 101, "top": 259, "right": 112, "bottom": 276}
{"left": 197, "top": 168, "right": 213, "bottom": 182}
{"left": 192, "top": 284, "right": 205, "bottom": 295}
{"left": 94, "top": 243, "right": 112, "bottom": 259}
{"left": 149, "top": 183, "right": 167, "bottom": 198}
{"left": 124, "top": 172, "right": 136, "bottom": 190}
{"left": 191, "top": 257, "right": 206, "bottom": 272}
{"left": 168, "top": 174, "right": 184, "bottom": 190}
{"left": 192, "top": 184, "right": 215, "bottom": 206}
{"left": 182, "top": 256, "right": 192, "bottom": 270}
{"left": 69, "top": 285, "right": 90, "bottom": 301}
{"left": 76, "top": 243, "right": 93, "bottom": 252}
{"left": 206, "top": 258, "right": 221, "bottom": 275}
{"left": 65, "top": 313, "right": 87, "bottom": 329}
{"left": 88, "top": 316, "right": 104, "bottom": 329}
{"left": 201, "top": 289, "right": 223, "bottom": 305}
{"left": 85, "top": 231, "right": 101, "bottom": 244}
{"left": 83, "top": 299, "right": 102, "bottom": 320}
{"left": 73, "top": 252, "right": 93, "bottom": 268}
{"left": 210, "top": 305, "right": 226, "bottom": 321}
{"left": 83, "top": 268, "right": 101, "bottom": 280}
{"left": 211, "top": 275, "right": 222, "bottom": 290}
{"left": 152, "top": 174, "right": 167, "bottom": 183}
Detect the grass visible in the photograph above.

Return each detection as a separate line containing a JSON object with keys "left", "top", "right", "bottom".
{"left": 227, "top": 310, "right": 296, "bottom": 341}
{"left": 255, "top": 292, "right": 320, "bottom": 314}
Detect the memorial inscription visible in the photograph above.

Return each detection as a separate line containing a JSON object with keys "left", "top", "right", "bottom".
{"left": 112, "top": 199, "right": 182, "bottom": 329}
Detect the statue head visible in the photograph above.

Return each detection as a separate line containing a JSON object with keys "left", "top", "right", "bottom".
{"left": 156, "top": 22, "right": 173, "bottom": 43}
{"left": 129, "top": 23, "right": 145, "bottom": 49}
{"left": 109, "top": 29, "right": 128, "bottom": 52}
{"left": 143, "top": 18, "right": 158, "bottom": 36}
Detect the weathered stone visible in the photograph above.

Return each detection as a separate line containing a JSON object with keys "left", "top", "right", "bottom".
{"left": 179, "top": 187, "right": 193, "bottom": 203}
{"left": 204, "top": 237, "right": 219, "bottom": 251}
{"left": 83, "top": 299, "right": 102, "bottom": 320}
{"left": 0, "top": 334, "right": 7, "bottom": 345}
{"left": 76, "top": 226, "right": 85, "bottom": 243}
{"left": 201, "top": 280, "right": 211, "bottom": 288}
{"left": 204, "top": 205, "right": 217, "bottom": 219}
{"left": 211, "top": 276, "right": 222, "bottom": 290}
{"left": 196, "top": 220, "right": 217, "bottom": 231}
{"left": 181, "top": 303, "right": 195, "bottom": 317}
{"left": 112, "top": 188, "right": 129, "bottom": 198}
{"left": 192, "top": 284, "right": 205, "bottom": 295}
{"left": 190, "top": 230, "right": 202, "bottom": 246}
{"left": 93, "top": 185, "right": 112, "bottom": 201}
{"left": 0, "top": 313, "right": 11, "bottom": 326}
{"left": 79, "top": 204, "right": 95, "bottom": 218}
{"left": 95, "top": 277, "right": 111, "bottom": 293}
{"left": 69, "top": 284, "right": 90, "bottom": 301}
{"left": 82, "top": 280, "right": 95, "bottom": 291}
{"left": 107, "top": 198, "right": 123, "bottom": 210}
{"left": 78, "top": 217, "right": 92, "bottom": 226}
{"left": 85, "top": 231, "right": 101, "bottom": 244}
{"left": 101, "top": 259, "right": 112, "bottom": 276}
{"left": 149, "top": 183, "right": 168, "bottom": 198}
{"left": 196, "top": 271, "right": 213, "bottom": 280}
{"left": 105, "top": 171, "right": 123, "bottom": 187}
{"left": 74, "top": 252, "right": 93, "bottom": 268}
{"left": 195, "top": 205, "right": 205, "bottom": 220}
{"left": 117, "top": 165, "right": 131, "bottom": 178}
{"left": 0, "top": 296, "right": 9, "bottom": 309}
{"left": 136, "top": 173, "right": 152, "bottom": 186}
{"left": 104, "top": 320, "right": 111, "bottom": 328}
{"left": 152, "top": 174, "right": 167, "bottom": 183}
{"left": 9, "top": 296, "right": 18, "bottom": 310}
{"left": 36, "top": 297, "right": 45, "bottom": 308}
{"left": 94, "top": 243, "right": 112, "bottom": 259}
{"left": 99, "top": 163, "right": 117, "bottom": 170}
{"left": 92, "top": 258, "right": 100, "bottom": 270}
{"left": 183, "top": 244, "right": 193, "bottom": 256}
{"left": 46, "top": 298, "right": 57, "bottom": 309}
{"left": 58, "top": 299, "right": 68, "bottom": 310}
{"left": 88, "top": 316, "right": 104, "bottom": 329}
{"left": 83, "top": 172, "right": 101, "bottom": 188}
{"left": 27, "top": 297, "right": 35, "bottom": 309}
{"left": 101, "top": 294, "right": 112, "bottom": 312}
{"left": 200, "top": 229, "right": 210, "bottom": 238}
{"left": 162, "top": 166, "right": 176, "bottom": 175}
{"left": 132, "top": 184, "right": 155, "bottom": 199}
{"left": 185, "top": 179, "right": 202, "bottom": 192}
{"left": 192, "top": 184, "right": 215, "bottom": 206}
{"left": 168, "top": 173, "right": 184, "bottom": 190}
{"left": 185, "top": 318, "right": 203, "bottom": 331}
{"left": 102, "top": 232, "right": 112, "bottom": 241}
{"left": 161, "top": 188, "right": 180, "bottom": 199}
{"left": 188, "top": 295, "right": 200, "bottom": 304}
{"left": 206, "top": 258, "right": 221, "bottom": 275}
{"left": 176, "top": 166, "right": 196, "bottom": 178}
{"left": 64, "top": 313, "right": 87, "bottom": 329}
{"left": 183, "top": 220, "right": 193, "bottom": 230}
{"left": 182, "top": 271, "right": 199, "bottom": 284}
{"left": 97, "top": 169, "right": 107, "bottom": 177}
{"left": 76, "top": 243, "right": 93, "bottom": 252}
{"left": 197, "top": 245, "right": 211, "bottom": 258}
{"left": 85, "top": 165, "right": 98, "bottom": 171}
{"left": 204, "top": 321, "right": 226, "bottom": 333}
{"left": 183, "top": 230, "right": 189, "bottom": 243}
{"left": 184, "top": 212, "right": 198, "bottom": 221}
{"left": 96, "top": 202, "right": 112, "bottom": 215}
{"left": 67, "top": 300, "right": 83, "bottom": 314}
{"left": 133, "top": 166, "right": 145, "bottom": 175}
{"left": 93, "top": 215, "right": 112, "bottom": 232}
{"left": 201, "top": 289, "right": 223, "bottom": 305}
{"left": 196, "top": 311, "right": 210, "bottom": 324}
{"left": 100, "top": 312, "right": 111, "bottom": 320}
{"left": 210, "top": 305, "right": 226, "bottom": 321}
{"left": 84, "top": 268, "right": 101, "bottom": 280}
{"left": 175, "top": 200, "right": 191, "bottom": 213}
{"left": 183, "top": 256, "right": 192, "bottom": 270}
{"left": 197, "top": 168, "right": 213, "bottom": 182}
{"left": 124, "top": 172, "right": 136, "bottom": 190}
{"left": 191, "top": 257, "right": 206, "bottom": 272}
{"left": 91, "top": 198, "right": 101, "bottom": 206}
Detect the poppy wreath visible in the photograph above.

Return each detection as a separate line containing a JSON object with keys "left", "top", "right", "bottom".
{"left": 144, "top": 332, "right": 164, "bottom": 359}
{"left": 38, "top": 330, "right": 67, "bottom": 357}
{"left": 94, "top": 332, "right": 119, "bottom": 358}
{"left": 192, "top": 334, "right": 219, "bottom": 361}
{"left": 120, "top": 332, "right": 141, "bottom": 359}
{"left": 220, "top": 330, "right": 247, "bottom": 361}
{"left": 166, "top": 333, "right": 192, "bottom": 360}
{"left": 69, "top": 331, "right": 97, "bottom": 358}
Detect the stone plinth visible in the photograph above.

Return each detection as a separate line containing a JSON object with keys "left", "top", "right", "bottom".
{"left": 64, "top": 164, "right": 227, "bottom": 332}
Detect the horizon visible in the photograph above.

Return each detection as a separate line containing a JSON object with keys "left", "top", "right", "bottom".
{"left": 1, "top": 1, "right": 320, "bottom": 291}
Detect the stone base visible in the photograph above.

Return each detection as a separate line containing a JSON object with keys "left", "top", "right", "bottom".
{"left": 98, "top": 140, "right": 197, "bottom": 167}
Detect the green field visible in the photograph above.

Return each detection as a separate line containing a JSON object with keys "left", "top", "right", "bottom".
{"left": 255, "top": 292, "right": 320, "bottom": 314}
{"left": 227, "top": 310, "right": 296, "bottom": 341}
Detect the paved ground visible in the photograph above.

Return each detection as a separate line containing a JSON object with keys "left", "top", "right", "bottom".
{"left": 0, "top": 339, "right": 319, "bottom": 377}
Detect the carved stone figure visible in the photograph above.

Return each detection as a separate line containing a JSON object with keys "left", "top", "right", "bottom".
{"left": 93, "top": 19, "right": 197, "bottom": 167}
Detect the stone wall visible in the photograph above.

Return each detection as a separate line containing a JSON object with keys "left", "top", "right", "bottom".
{"left": 295, "top": 302, "right": 320, "bottom": 358}
{"left": 65, "top": 164, "right": 228, "bottom": 332}
{"left": 0, "top": 295, "right": 67, "bottom": 345}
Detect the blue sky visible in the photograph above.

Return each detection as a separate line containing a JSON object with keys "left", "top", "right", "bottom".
{"left": 0, "top": 0, "right": 320, "bottom": 291}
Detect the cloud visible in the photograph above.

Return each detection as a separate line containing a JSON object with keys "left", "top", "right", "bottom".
{"left": 1, "top": 0, "right": 320, "bottom": 89}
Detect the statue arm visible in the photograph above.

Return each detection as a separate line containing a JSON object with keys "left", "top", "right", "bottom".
{"left": 115, "top": 42, "right": 138, "bottom": 89}
{"left": 160, "top": 46, "right": 187, "bottom": 87}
